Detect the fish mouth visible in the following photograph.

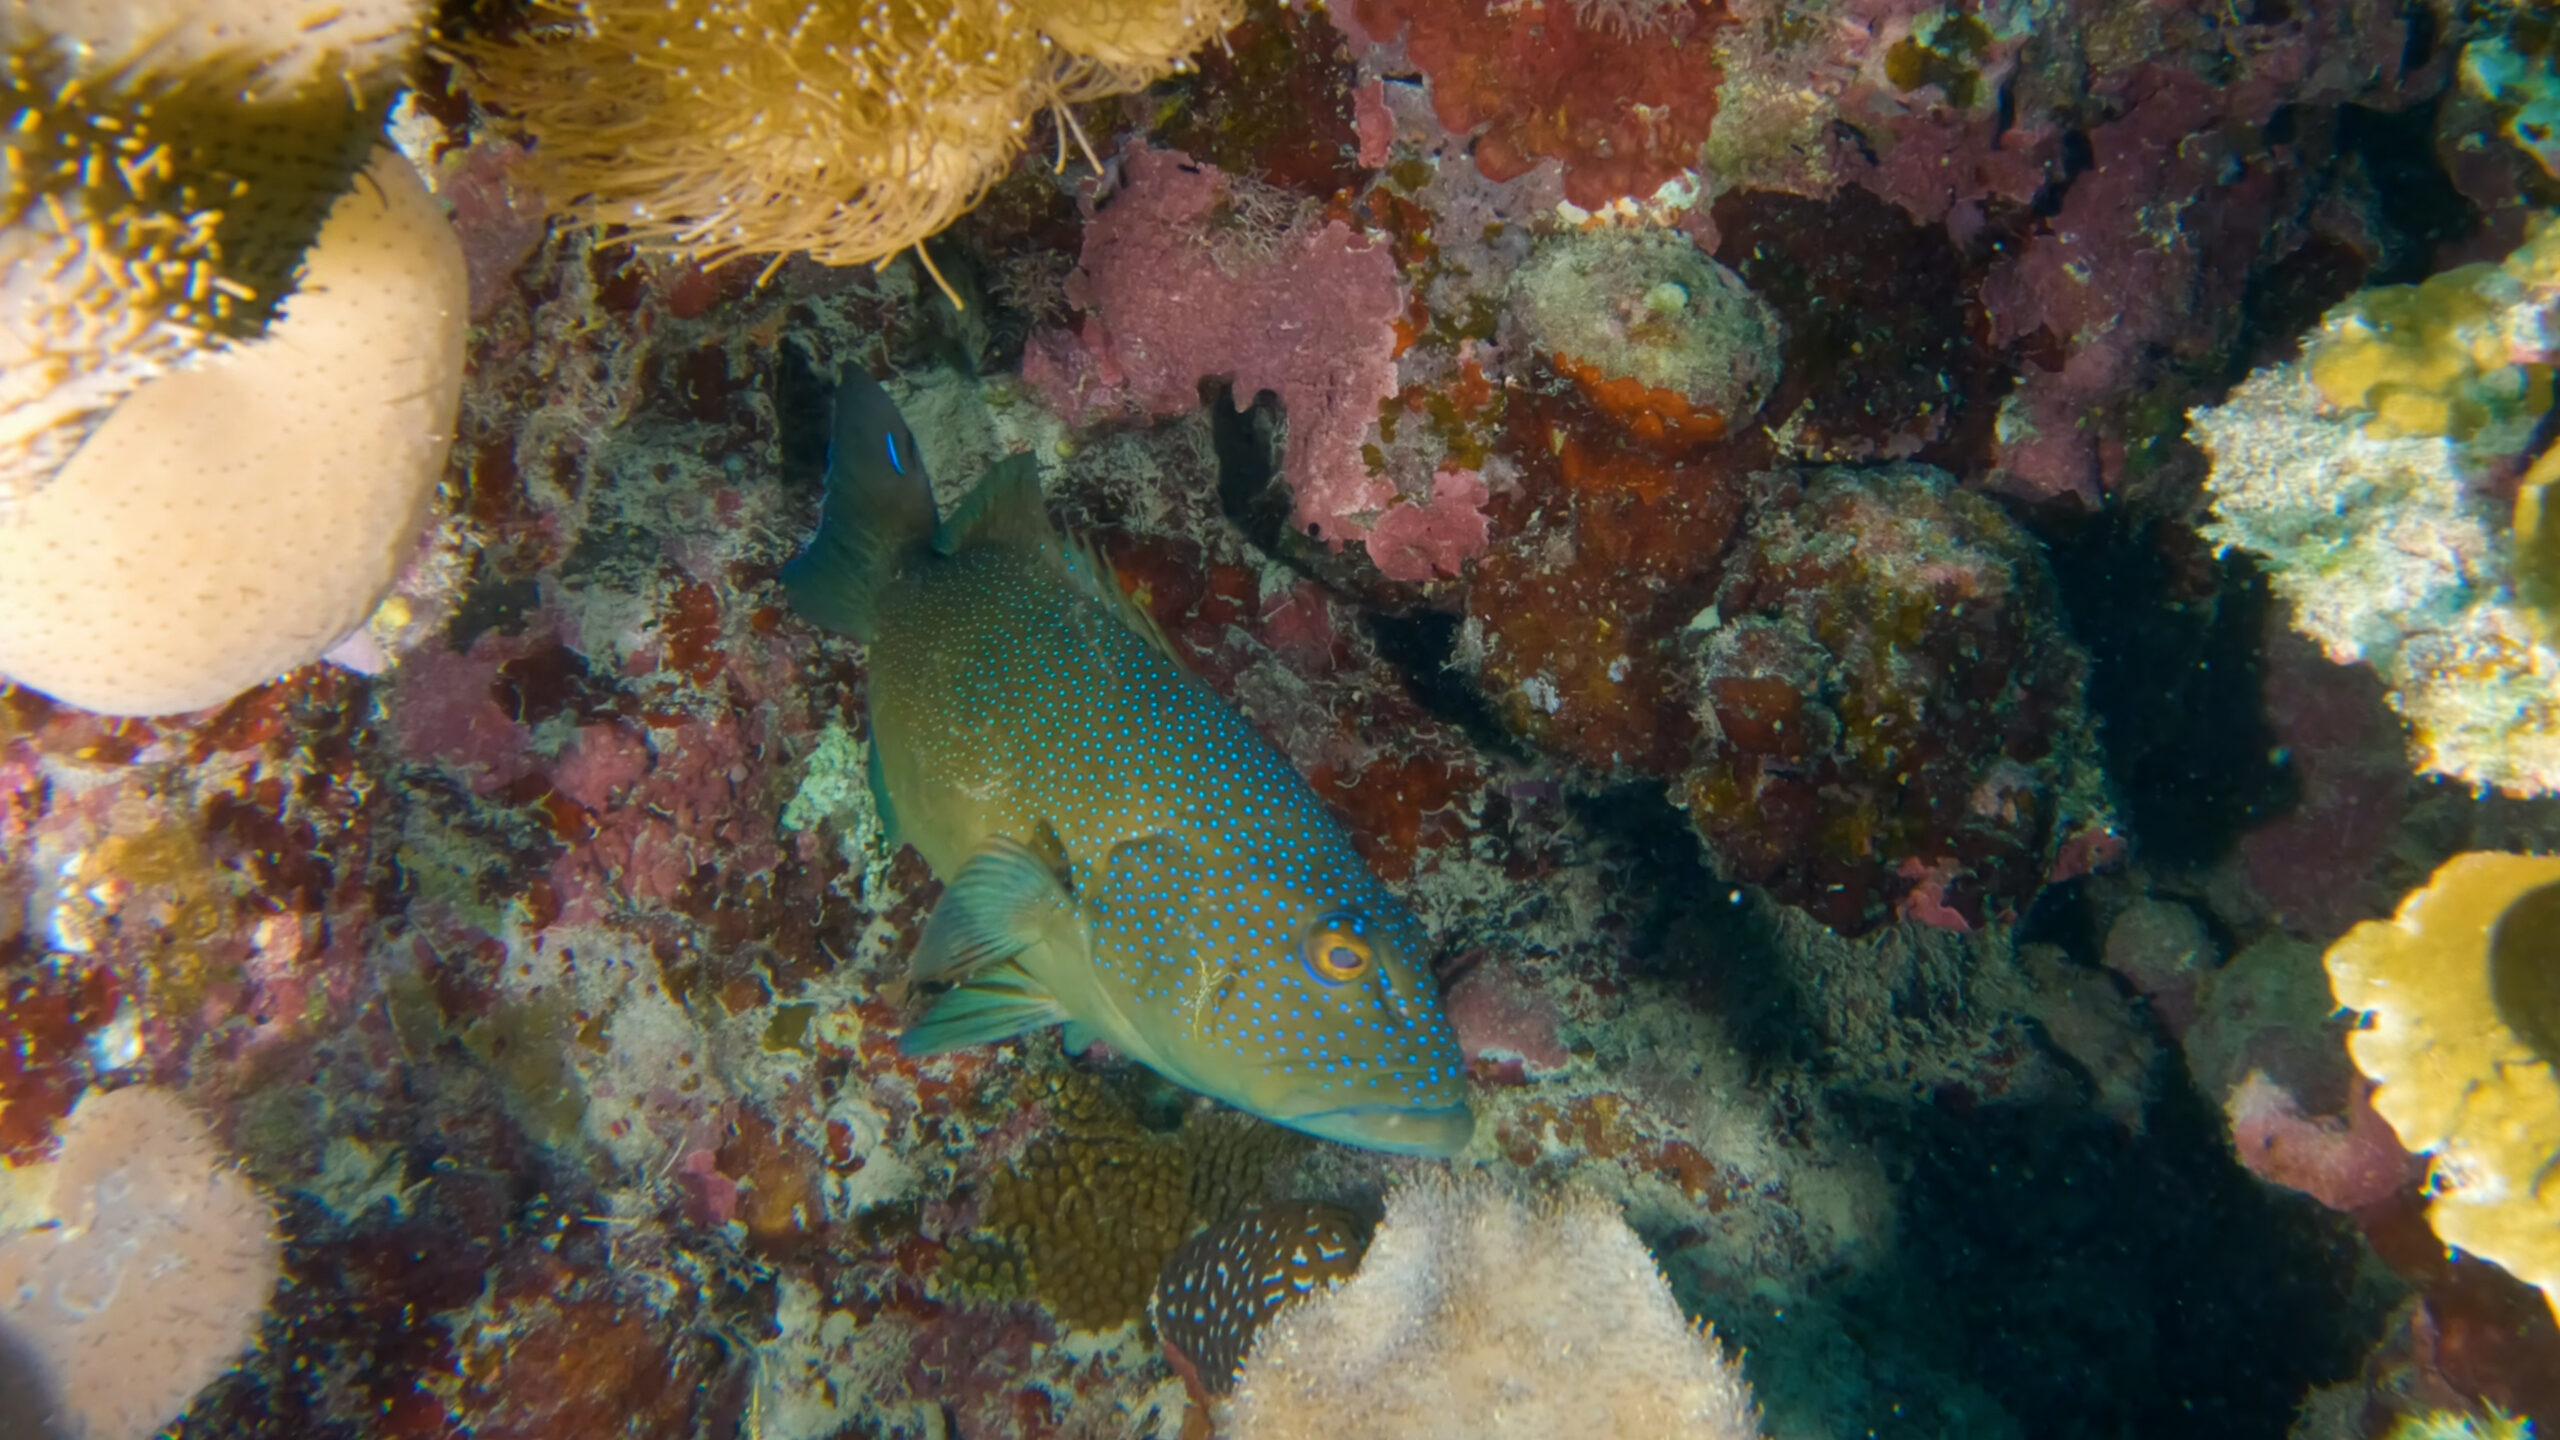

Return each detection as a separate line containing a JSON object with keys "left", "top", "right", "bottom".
{"left": 1277, "top": 1101, "right": 1476, "bottom": 1158}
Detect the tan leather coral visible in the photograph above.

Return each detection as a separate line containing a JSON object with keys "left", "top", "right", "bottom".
{"left": 462, "top": 0, "right": 1242, "bottom": 272}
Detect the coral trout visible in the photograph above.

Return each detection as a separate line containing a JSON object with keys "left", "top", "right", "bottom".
{"left": 783, "top": 374, "right": 1474, "bottom": 1157}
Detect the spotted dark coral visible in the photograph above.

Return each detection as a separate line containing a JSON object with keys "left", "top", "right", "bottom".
{"left": 1151, "top": 1202, "right": 1370, "bottom": 1397}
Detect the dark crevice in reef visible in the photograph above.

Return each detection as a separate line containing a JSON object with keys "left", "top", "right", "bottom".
{"left": 1208, "top": 381, "right": 1293, "bottom": 556}
{"left": 1568, "top": 784, "right": 1816, "bottom": 1075}
{"left": 1363, "top": 610, "right": 1518, "bottom": 758}
{"left": 2339, "top": 94, "right": 2480, "bottom": 285}
{"left": 1828, "top": 1067, "right": 2389, "bottom": 1440}
{"left": 2048, "top": 512, "right": 2294, "bottom": 869}
{"left": 772, "top": 336, "right": 838, "bottom": 494}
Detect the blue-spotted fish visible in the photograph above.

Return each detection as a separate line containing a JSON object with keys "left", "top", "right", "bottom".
{"left": 783, "top": 374, "right": 1474, "bottom": 1157}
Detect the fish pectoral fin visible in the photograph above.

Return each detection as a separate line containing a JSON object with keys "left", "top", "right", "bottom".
{"left": 898, "top": 961, "right": 1067, "bottom": 1055}
{"left": 911, "top": 835, "right": 1078, "bottom": 983}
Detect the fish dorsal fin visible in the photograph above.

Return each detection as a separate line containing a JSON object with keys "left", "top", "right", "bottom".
{"left": 1056, "top": 530, "right": 1192, "bottom": 676}
{"left": 910, "top": 835, "right": 1079, "bottom": 984}
{"left": 934, "top": 452, "right": 1051, "bottom": 556}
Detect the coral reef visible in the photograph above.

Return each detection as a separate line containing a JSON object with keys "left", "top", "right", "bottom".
{"left": 0, "top": 0, "right": 430, "bottom": 502}
{"left": 1228, "top": 1176, "right": 1762, "bottom": 1440}
{"left": 1345, "top": 0, "right": 1727, "bottom": 209}
{"left": 2326, "top": 852, "right": 2560, "bottom": 1324}
{"left": 1024, "top": 143, "right": 1412, "bottom": 553}
{"left": 10, "top": 3, "right": 2560, "bottom": 1435}
{"left": 2194, "top": 221, "right": 2560, "bottom": 795}
{"left": 461, "top": 0, "right": 1241, "bottom": 269}
{"left": 0, "top": 145, "right": 469, "bottom": 716}
{"left": 946, "top": 1076, "right": 1304, "bottom": 1331}
{"left": 0, "top": 1085, "right": 283, "bottom": 1440}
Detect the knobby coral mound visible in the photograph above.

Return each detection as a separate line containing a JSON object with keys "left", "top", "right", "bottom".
{"left": 1228, "top": 1176, "right": 1763, "bottom": 1440}
{"left": 1506, "top": 226, "right": 1783, "bottom": 446}
{"left": 0, "top": 144, "right": 470, "bottom": 716}
{"left": 2325, "top": 852, "right": 2560, "bottom": 1323}
{"left": 462, "top": 0, "right": 1242, "bottom": 271}
{"left": 944, "top": 1074, "right": 1303, "bottom": 1331}
{"left": 0, "top": 1085, "right": 284, "bottom": 1440}
{"left": 1680, "top": 463, "right": 2105, "bottom": 934}
{"left": 0, "top": 0, "right": 431, "bottom": 502}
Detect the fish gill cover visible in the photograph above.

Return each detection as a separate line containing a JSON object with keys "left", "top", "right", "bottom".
{"left": 3, "top": 0, "right": 2560, "bottom": 1438}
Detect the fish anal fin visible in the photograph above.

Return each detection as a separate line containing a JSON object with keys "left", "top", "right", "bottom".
{"left": 911, "top": 834, "right": 1078, "bottom": 983}
{"left": 899, "top": 962, "right": 1066, "bottom": 1054}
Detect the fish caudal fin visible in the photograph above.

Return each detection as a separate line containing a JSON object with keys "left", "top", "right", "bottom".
{"left": 899, "top": 960, "right": 1069, "bottom": 1055}
{"left": 781, "top": 372, "right": 939, "bottom": 643}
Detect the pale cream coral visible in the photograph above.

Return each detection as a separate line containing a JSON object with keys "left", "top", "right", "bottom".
{"left": 2325, "top": 852, "right": 2560, "bottom": 1323}
{"left": 0, "top": 144, "right": 468, "bottom": 716}
{"left": 0, "top": 1085, "right": 283, "bottom": 1440}
{"left": 0, "top": 0, "right": 434, "bottom": 500}
{"left": 1228, "top": 1176, "right": 1762, "bottom": 1440}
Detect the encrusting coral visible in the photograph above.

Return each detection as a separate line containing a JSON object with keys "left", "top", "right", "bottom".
{"left": 0, "top": 144, "right": 470, "bottom": 716}
{"left": 1505, "top": 227, "right": 1784, "bottom": 446}
{"left": 460, "top": 0, "right": 1242, "bottom": 273}
{"left": 0, "top": 1085, "right": 284, "bottom": 1440}
{"left": 1227, "top": 1176, "right": 1764, "bottom": 1440}
{"left": 2192, "top": 219, "right": 2560, "bottom": 796}
{"left": 2325, "top": 852, "right": 2560, "bottom": 1324}
{"left": 0, "top": 0, "right": 432, "bottom": 503}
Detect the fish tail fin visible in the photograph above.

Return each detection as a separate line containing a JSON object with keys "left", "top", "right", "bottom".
{"left": 781, "top": 372, "right": 939, "bottom": 642}
{"left": 899, "top": 961, "right": 1068, "bottom": 1054}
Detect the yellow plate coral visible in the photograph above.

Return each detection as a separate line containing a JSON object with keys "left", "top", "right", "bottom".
{"left": 2326, "top": 852, "right": 2560, "bottom": 1322}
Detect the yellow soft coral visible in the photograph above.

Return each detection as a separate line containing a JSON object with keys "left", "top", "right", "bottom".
{"left": 2305, "top": 218, "right": 2560, "bottom": 449}
{"left": 2325, "top": 852, "right": 2560, "bottom": 1323}
{"left": 461, "top": 0, "right": 1240, "bottom": 272}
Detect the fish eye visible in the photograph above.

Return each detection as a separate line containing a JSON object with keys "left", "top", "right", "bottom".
{"left": 1301, "top": 911, "right": 1372, "bottom": 986}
